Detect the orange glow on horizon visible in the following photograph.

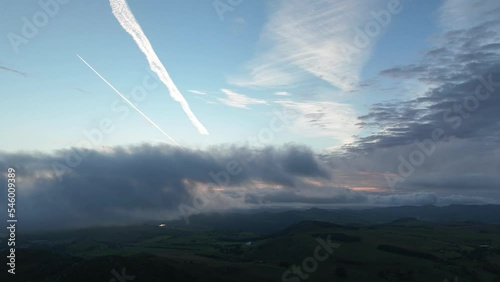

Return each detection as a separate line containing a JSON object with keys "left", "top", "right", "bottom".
{"left": 350, "top": 186, "right": 383, "bottom": 192}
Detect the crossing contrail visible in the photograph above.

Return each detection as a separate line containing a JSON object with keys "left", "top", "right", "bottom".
{"left": 76, "top": 54, "right": 182, "bottom": 148}
{"left": 109, "top": 0, "right": 209, "bottom": 135}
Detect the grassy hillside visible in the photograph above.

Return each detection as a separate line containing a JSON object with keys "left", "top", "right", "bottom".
{"left": 3, "top": 217, "right": 500, "bottom": 281}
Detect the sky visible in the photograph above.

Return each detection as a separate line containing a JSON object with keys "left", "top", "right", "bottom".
{"left": 1, "top": 0, "right": 500, "bottom": 230}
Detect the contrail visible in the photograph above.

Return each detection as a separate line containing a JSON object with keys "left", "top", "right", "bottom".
{"left": 109, "top": 0, "right": 209, "bottom": 135}
{"left": 0, "top": 66, "right": 27, "bottom": 77}
{"left": 76, "top": 54, "right": 182, "bottom": 148}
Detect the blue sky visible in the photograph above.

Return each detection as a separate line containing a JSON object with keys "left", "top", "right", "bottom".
{"left": 1, "top": 0, "right": 441, "bottom": 153}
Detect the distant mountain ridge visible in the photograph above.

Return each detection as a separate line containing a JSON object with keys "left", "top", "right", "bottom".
{"left": 170, "top": 204, "right": 500, "bottom": 233}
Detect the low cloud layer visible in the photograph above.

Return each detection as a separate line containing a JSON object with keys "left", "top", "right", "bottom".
{"left": 1, "top": 143, "right": 496, "bottom": 231}
{"left": 0, "top": 144, "right": 330, "bottom": 230}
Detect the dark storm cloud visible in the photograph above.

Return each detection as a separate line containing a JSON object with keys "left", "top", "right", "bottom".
{"left": 0, "top": 143, "right": 494, "bottom": 231}
{"left": 280, "top": 145, "right": 329, "bottom": 178}
{"left": 406, "top": 173, "right": 500, "bottom": 191}
{"left": 202, "top": 144, "right": 330, "bottom": 187}
{"left": 0, "top": 144, "right": 330, "bottom": 230}
{"left": 348, "top": 18, "right": 500, "bottom": 153}
{"left": 336, "top": 11, "right": 500, "bottom": 198}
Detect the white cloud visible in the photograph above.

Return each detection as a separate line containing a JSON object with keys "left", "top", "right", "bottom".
{"left": 439, "top": 0, "right": 500, "bottom": 31}
{"left": 195, "top": 96, "right": 217, "bottom": 104}
{"left": 274, "top": 91, "right": 291, "bottom": 96}
{"left": 218, "top": 89, "right": 268, "bottom": 109}
{"left": 275, "top": 99, "right": 360, "bottom": 145}
{"left": 229, "top": 0, "right": 386, "bottom": 91}
{"left": 188, "top": 89, "right": 207, "bottom": 95}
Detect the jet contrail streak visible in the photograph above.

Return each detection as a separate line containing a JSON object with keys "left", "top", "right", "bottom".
{"left": 0, "top": 66, "right": 27, "bottom": 77}
{"left": 76, "top": 54, "right": 182, "bottom": 148}
{"left": 109, "top": 0, "right": 209, "bottom": 135}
